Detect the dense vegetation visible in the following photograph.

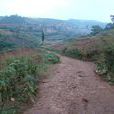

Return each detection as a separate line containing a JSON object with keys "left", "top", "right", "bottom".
{"left": 96, "top": 45, "right": 114, "bottom": 83}
{"left": 0, "top": 57, "right": 38, "bottom": 113}
{"left": 0, "top": 49, "right": 60, "bottom": 114}
{"left": 63, "top": 48, "right": 82, "bottom": 59}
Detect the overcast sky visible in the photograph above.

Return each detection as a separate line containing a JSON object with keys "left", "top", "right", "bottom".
{"left": 0, "top": 0, "right": 114, "bottom": 22}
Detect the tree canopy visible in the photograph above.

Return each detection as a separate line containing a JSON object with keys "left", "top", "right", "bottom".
{"left": 91, "top": 25, "right": 103, "bottom": 35}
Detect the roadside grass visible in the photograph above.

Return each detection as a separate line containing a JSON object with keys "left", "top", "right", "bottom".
{"left": 0, "top": 48, "right": 60, "bottom": 114}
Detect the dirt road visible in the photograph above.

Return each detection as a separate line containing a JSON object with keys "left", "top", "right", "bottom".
{"left": 24, "top": 55, "right": 114, "bottom": 114}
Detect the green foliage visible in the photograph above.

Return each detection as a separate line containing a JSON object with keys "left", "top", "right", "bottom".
{"left": 96, "top": 53, "right": 108, "bottom": 75}
{"left": 91, "top": 25, "right": 103, "bottom": 35}
{"left": 63, "top": 48, "right": 82, "bottom": 59}
{"left": 0, "top": 50, "right": 60, "bottom": 113}
{"left": 0, "top": 41, "right": 15, "bottom": 51}
{"left": 0, "top": 15, "right": 26, "bottom": 25}
{"left": 95, "top": 44, "right": 114, "bottom": 83}
{"left": 0, "top": 25, "right": 41, "bottom": 52}
{"left": 0, "top": 106, "right": 19, "bottom": 114}
{"left": 105, "top": 23, "right": 114, "bottom": 30}
{"left": 103, "top": 46, "right": 114, "bottom": 82}
{"left": 0, "top": 57, "right": 39, "bottom": 114}
{"left": 44, "top": 53, "right": 60, "bottom": 64}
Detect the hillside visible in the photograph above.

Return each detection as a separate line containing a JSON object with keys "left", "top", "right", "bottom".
{"left": 64, "top": 29, "right": 114, "bottom": 54}
{"left": 0, "top": 15, "right": 26, "bottom": 25}
{"left": 26, "top": 18, "right": 106, "bottom": 35}
{"left": 0, "top": 28, "right": 41, "bottom": 52}
{"left": 49, "top": 29, "right": 114, "bottom": 85}
{"left": 0, "top": 15, "right": 106, "bottom": 44}
{"left": 50, "top": 29, "right": 114, "bottom": 51}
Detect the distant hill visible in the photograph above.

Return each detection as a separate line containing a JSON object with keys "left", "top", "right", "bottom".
{"left": 0, "top": 15, "right": 26, "bottom": 25}
{"left": 0, "top": 15, "right": 106, "bottom": 41}
{"left": 0, "top": 15, "right": 107, "bottom": 51}
{"left": 26, "top": 18, "right": 106, "bottom": 38}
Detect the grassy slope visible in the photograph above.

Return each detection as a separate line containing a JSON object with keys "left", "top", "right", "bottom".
{"left": 0, "top": 28, "right": 41, "bottom": 52}
{"left": 51, "top": 29, "right": 114, "bottom": 84}
{"left": 64, "top": 29, "right": 114, "bottom": 54}
{"left": 52, "top": 29, "right": 113, "bottom": 60}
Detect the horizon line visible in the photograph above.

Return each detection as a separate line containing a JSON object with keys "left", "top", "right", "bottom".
{"left": 0, "top": 14, "right": 110, "bottom": 23}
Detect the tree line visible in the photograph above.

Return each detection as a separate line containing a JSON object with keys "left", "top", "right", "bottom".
{"left": 91, "top": 15, "right": 114, "bottom": 35}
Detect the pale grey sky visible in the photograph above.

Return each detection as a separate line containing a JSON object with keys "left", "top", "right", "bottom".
{"left": 0, "top": 0, "right": 114, "bottom": 22}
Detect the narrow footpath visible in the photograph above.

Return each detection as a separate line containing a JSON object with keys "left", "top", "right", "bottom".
{"left": 24, "top": 55, "right": 114, "bottom": 114}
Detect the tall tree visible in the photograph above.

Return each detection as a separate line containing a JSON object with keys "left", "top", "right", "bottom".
{"left": 110, "top": 15, "right": 114, "bottom": 23}
{"left": 91, "top": 25, "right": 103, "bottom": 35}
{"left": 105, "top": 15, "right": 114, "bottom": 30}
{"left": 105, "top": 23, "right": 114, "bottom": 30}
{"left": 41, "top": 30, "right": 45, "bottom": 45}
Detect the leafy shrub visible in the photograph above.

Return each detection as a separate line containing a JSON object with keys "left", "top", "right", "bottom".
{"left": 82, "top": 49, "right": 100, "bottom": 61}
{"left": 0, "top": 51, "right": 60, "bottom": 113}
{"left": 63, "top": 48, "right": 82, "bottom": 59}
{"left": 96, "top": 45, "right": 114, "bottom": 83}
{"left": 45, "top": 53, "right": 60, "bottom": 64}
{"left": 0, "top": 57, "right": 38, "bottom": 113}
{"left": 91, "top": 25, "right": 103, "bottom": 35}
{"left": 0, "top": 41, "right": 15, "bottom": 51}
{"left": 104, "top": 46, "right": 114, "bottom": 72}
{"left": 0, "top": 106, "right": 19, "bottom": 114}
{"left": 96, "top": 53, "right": 108, "bottom": 75}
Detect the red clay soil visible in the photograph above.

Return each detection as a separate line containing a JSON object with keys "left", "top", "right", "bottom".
{"left": 24, "top": 55, "right": 114, "bottom": 114}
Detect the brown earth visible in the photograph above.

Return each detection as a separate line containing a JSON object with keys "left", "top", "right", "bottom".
{"left": 24, "top": 55, "right": 114, "bottom": 114}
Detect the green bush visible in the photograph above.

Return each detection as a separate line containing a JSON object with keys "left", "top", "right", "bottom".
{"left": 0, "top": 57, "right": 38, "bottom": 114}
{"left": 63, "top": 48, "right": 82, "bottom": 59}
{"left": 0, "top": 41, "right": 15, "bottom": 51}
{"left": 96, "top": 45, "right": 114, "bottom": 83}
{"left": 0, "top": 51, "right": 60, "bottom": 113}
{"left": 96, "top": 53, "right": 108, "bottom": 75}
{"left": 0, "top": 106, "right": 19, "bottom": 114}
{"left": 104, "top": 46, "right": 114, "bottom": 72}
{"left": 45, "top": 53, "right": 60, "bottom": 64}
